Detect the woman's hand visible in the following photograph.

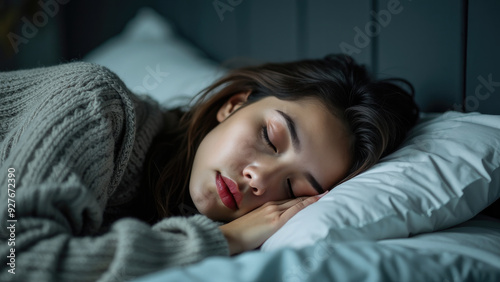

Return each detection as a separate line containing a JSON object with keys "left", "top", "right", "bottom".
{"left": 219, "top": 195, "right": 322, "bottom": 255}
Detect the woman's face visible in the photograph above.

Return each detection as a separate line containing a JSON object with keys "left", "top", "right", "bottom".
{"left": 189, "top": 94, "right": 353, "bottom": 222}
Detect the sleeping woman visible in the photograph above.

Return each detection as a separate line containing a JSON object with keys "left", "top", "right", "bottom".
{"left": 0, "top": 54, "right": 419, "bottom": 281}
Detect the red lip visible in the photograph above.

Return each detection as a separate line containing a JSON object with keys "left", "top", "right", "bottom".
{"left": 215, "top": 172, "right": 242, "bottom": 210}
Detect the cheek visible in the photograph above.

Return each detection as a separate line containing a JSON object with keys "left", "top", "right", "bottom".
{"left": 223, "top": 132, "right": 259, "bottom": 173}
{"left": 200, "top": 124, "right": 259, "bottom": 172}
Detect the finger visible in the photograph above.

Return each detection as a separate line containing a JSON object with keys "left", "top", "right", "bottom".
{"left": 259, "top": 197, "right": 304, "bottom": 208}
{"left": 263, "top": 191, "right": 327, "bottom": 210}
{"left": 276, "top": 196, "right": 310, "bottom": 209}
{"left": 279, "top": 190, "right": 329, "bottom": 208}
{"left": 280, "top": 196, "right": 319, "bottom": 222}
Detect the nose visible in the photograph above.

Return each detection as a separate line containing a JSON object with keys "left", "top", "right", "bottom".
{"left": 243, "top": 162, "right": 282, "bottom": 196}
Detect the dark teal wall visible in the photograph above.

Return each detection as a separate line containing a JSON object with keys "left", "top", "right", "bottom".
{"left": 2, "top": 0, "right": 499, "bottom": 114}
{"left": 466, "top": 0, "right": 500, "bottom": 114}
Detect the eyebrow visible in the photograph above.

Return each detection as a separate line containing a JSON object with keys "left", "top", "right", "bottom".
{"left": 276, "top": 110, "right": 325, "bottom": 194}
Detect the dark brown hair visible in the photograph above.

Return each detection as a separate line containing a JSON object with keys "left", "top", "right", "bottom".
{"left": 142, "top": 54, "right": 419, "bottom": 223}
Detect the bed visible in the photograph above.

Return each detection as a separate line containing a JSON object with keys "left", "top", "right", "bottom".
{"left": 5, "top": 1, "right": 499, "bottom": 281}
{"left": 79, "top": 6, "right": 500, "bottom": 281}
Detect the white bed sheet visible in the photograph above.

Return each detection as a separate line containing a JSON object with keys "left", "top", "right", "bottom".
{"left": 133, "top": 215, "right": 500, "bottom": 282}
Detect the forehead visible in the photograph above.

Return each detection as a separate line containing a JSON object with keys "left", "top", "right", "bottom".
{"left": 253, "top": 97, "right": 353, "bottom": 188}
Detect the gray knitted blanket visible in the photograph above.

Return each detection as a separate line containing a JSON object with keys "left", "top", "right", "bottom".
{"left": 0, "top": 62, "right": 228, "bottom": 281}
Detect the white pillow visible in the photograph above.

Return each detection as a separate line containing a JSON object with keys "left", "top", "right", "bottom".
{"left": 262, "top": 111, "right": 500, "bottom": 251}
{"left": 84, "top": 8, "right": 225, "bottom": 108}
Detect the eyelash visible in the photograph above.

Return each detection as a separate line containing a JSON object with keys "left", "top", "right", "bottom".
{"left": 261, "top": 126, "right": 277, "bottom": 153}
{"left": 261, "top": 126, "right": 295, "bottom": 199}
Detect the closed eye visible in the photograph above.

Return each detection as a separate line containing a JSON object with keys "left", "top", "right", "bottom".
{"left": 261, "top": 126, "right": 277, "bottom": 153}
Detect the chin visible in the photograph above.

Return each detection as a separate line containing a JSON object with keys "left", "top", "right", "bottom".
{"left": 191, "top": 197, "right": 220, "bottom": 219}
{"left": 190, "top": 187, "right": 237, "bottom": 222}
{"left": 202, "top": 208, "right": 228, "bottom": 222}
{"left": 203, "top": 207, "right": 235, "bottom": 223}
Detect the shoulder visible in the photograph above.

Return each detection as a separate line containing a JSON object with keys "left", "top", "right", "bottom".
{"left": 0, "top": 62, "right": 134, "bottom": 142}
{"left": 36, "top": 62, "right": 138, "bottom": 138}
{"left": 50, "top": 62, "right": 133, "bottom": 101}
{"left": 43, "top": 62, "right": 138, "bottom": 128}
{"left": 45, "top": 61, "right": 119, "bottom": 80}
{"left": 1, "top": 62, "right": 139, "bottom": 204}
{"left": 1, "top": 61, "right": 134, "bottom": 110}
{"left": 1, "top": 61, "right": 119, "bottom": 85}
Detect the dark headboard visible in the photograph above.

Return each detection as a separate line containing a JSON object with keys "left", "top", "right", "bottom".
{"left": 2, "top": 0, "right": 499, "bottom": 114}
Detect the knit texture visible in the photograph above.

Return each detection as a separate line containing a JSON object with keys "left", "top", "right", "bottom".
{"left": 0, "top": 62, "right": 229, "bottom": 281}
